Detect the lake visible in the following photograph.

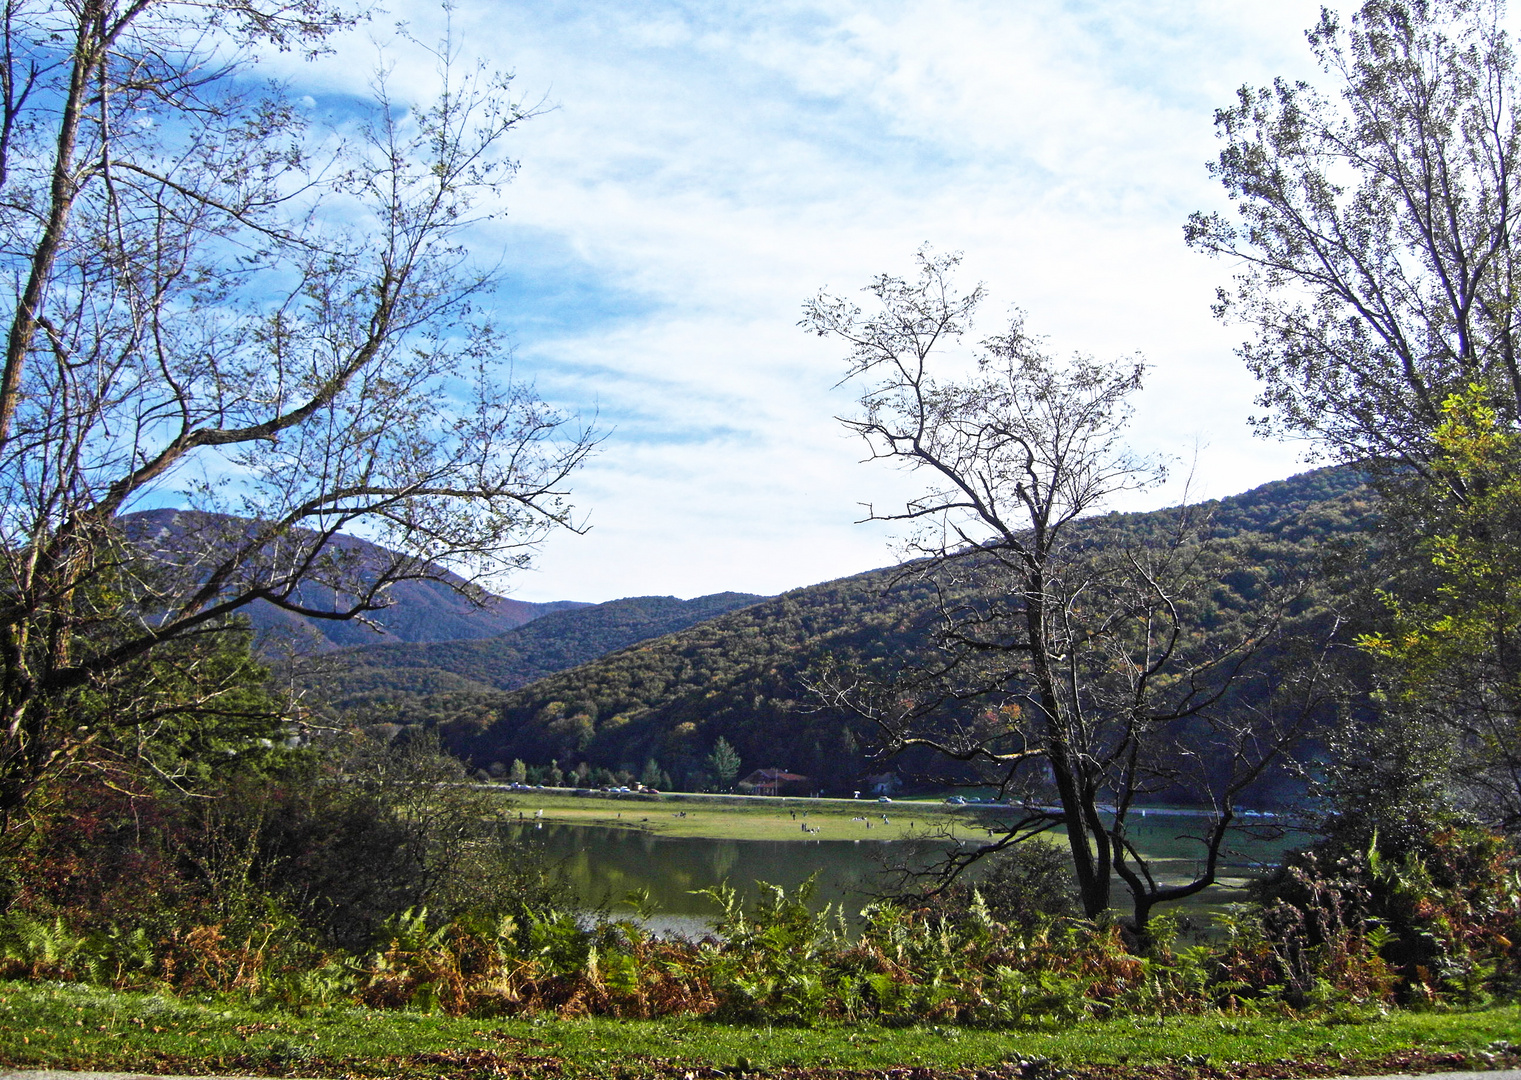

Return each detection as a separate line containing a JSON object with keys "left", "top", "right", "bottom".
{"left": 503, "top": 813, "right": 1303, "bottom": 934}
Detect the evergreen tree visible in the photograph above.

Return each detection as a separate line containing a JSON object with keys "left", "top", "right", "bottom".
{"left": 707, "top": 737, "right": 742, "bottom": 792}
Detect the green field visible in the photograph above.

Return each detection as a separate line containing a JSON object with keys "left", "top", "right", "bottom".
{"left": 496, "top": 789, "right": 992, "bottom": 842}
{"left": 1, "top": 981, "right": 1516, "bottom": 1080}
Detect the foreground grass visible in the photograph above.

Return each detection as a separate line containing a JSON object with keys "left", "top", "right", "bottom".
{"left": 0, "top": 981, "right": 1517, "bottom": 1079}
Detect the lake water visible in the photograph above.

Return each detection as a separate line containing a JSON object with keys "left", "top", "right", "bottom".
{"left": 504, "top": 815, "right": 1302, "bottom": 934}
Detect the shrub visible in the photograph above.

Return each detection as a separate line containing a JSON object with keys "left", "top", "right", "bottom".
{"left": 915, "top": 841, "right": 1078, "bottom": 930}
{"left": 1246, "top": 824, "right": 1521, "bottom": 1005}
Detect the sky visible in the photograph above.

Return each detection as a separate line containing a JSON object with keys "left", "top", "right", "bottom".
{"left": 272, "top": 0, "right": 1339, "bottom": 604}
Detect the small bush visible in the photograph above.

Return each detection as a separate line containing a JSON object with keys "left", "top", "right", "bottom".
{"left": 1245, "top": 824, "right": 1521, "bottom": 1006}
{"left": 915, "top": 842, "right": 1078, "bottom": 930}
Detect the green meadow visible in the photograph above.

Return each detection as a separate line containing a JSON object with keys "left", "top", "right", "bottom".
{"left": 2, "top": 981, "right": 1517, "bottom": 1080}
{"left": 496, "top": 790, "right": 987, "bottom": 842}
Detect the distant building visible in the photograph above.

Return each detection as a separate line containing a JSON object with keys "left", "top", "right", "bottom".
{"left": 863, "top": 771, "right": 902, "bottom": 796}
{"left": 737, "top": 768, "right": 811, "bottom": 796}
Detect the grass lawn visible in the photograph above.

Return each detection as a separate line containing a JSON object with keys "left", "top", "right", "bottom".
{"left": 493, "top": 789, "right": 983, "bottom": 842}
{"left": 1, "top": 980, "right": 1516, "bottom": 1079}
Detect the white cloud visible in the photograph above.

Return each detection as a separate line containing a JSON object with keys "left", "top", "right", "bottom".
{"left": 262, "top": 0, "right": 1357, "bottom": 601}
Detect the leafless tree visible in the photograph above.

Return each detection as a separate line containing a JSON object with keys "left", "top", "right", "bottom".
{"left": 1185, "top": 0, "right": 1521, "bottom": 473}
{"left": 802, "top": 250, "right": 1329, "bottom": 934}
{"left": 0, "top": 1, "right": 597, "bottom": 830}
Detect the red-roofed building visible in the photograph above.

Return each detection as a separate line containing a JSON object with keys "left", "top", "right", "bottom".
{"left": 737, "top": 768, "right": 811, "bottom": 796}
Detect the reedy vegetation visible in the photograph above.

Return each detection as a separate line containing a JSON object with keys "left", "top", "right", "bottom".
{"left": 0, "top": 846, "right": 1516, "bottom": 1025}
{"left": 0, "top": 703, "right": 1512, "bottom": 1028}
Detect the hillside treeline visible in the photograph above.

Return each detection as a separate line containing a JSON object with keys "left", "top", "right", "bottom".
{"left": 293, "top": 593, "right": 763, "bottom": 733}
{"left": 441, "top": 467, "right": 1378, "bottom": 793}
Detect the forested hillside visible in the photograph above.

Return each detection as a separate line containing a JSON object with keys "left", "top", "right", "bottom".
{"left": 123, "top": 509, "right": 588, "bottom": 652}
{"left": 442, "top": 467, "right": 1378, "bottom": 792}
{"left": 297, "top": 592, "right": 765, "bottom": 728}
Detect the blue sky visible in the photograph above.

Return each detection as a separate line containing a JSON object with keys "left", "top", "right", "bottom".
{"left": 270, "top": 0, "right": 1343, "bottom": 602}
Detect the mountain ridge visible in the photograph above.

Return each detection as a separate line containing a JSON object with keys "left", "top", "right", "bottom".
{"left": 295, "top": 591, "right": 768, "bottom": 727}
{"left": 121, "top": 507, "right": 588, "bottom": 651}
{"left": 434, "top": 465, "right": 1377, "bottom": 792}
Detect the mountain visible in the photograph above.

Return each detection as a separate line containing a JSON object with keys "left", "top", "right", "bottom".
{"left": 121, "top": 508, "right": 587, "bottom": 651}
{"left": 438, "top": 466, "right": 1379, "bottom": 791}
{"left": 299, "top": 592, "right": 767, "bottom": 724}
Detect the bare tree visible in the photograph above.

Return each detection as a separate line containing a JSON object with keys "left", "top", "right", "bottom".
{"left": 802, "top": 250, "right": 1327, "bottom": 934}
{"left": 0, "top": 1, "right": 597, "bottom": 830}
{"left": 1185, "top": 0, "right": 1521, "bottom": 473}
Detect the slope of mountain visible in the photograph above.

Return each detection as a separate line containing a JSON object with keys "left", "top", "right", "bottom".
{"left": 303, "top": 592, "right": 766, "bottom": 718}
{"left": 441, "top": 466, "right": 1378, "bottom": 791}
{"left": 122, "top": 508, "right": 586, "bottom": 650}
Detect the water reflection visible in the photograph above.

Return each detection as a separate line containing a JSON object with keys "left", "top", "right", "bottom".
{"left": 505, "top": 823, "right": 951, "bottom": 922}
{"left": 707, "top": 839, "right": 739, "bottom": 882}
{"left": 503, "top": 817, "right": 1303, "bottom": 934}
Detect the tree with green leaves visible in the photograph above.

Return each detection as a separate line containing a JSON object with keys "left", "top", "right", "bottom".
{"left": 706, "top": 736, "right": 741, "bottom": 792}
{"left": 1359, "top": 384, "right": 1521, "bottom": 830}
{"left": 1190, "top": 0, "right": 1521, "bottom": 837}
{"left": 1187, "top": 0, "right": 1521, "bottom": 472}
